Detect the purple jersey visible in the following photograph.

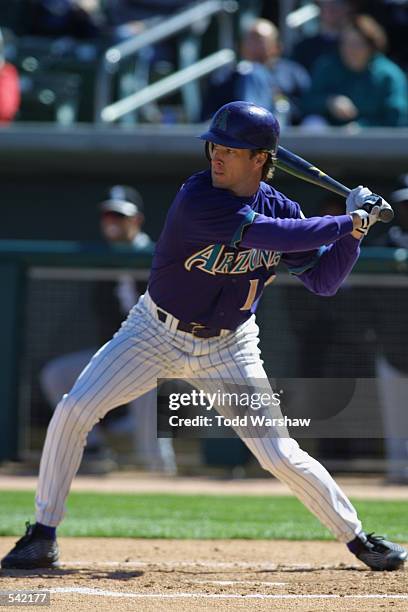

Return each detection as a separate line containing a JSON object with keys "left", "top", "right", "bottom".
{"left": 148, "top": 170, "right": 360, "bottom": 329}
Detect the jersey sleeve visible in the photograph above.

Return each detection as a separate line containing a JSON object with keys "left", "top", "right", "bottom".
{"left": 273, "top": 200, "right": 360, "bottom": 295}
{"left": 241, "top": 211, "right": 354, "bottom": 253}
{"left": 279, "top": 202, "right": 329, "bottom": 270}
{"left": 294, "top": 234, "right": 360, "bottom": 296}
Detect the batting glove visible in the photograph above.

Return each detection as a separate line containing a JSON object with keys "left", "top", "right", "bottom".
{"left": 346, "top": 185, "right": 393, "bottom": 224}
{"left": 346, "top": 186, "right": 375, "bottom": 213}
{"left": 351, "top": 206, "right": 380, "bottom": 236}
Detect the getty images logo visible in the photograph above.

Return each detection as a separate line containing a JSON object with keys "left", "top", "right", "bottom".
{"left": 168, "top": 389, "right": 282, "bottom": 411}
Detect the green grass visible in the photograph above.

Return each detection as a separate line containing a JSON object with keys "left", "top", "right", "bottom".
{"left": 0, "top": 491, "right": 407, "bottom": 541}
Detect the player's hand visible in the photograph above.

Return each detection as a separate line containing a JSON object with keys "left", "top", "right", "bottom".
{"left": 350, "top": 206, "right": 380, "bottom": 237}
{"left": 327, "top": 95, "right": 358, "bottom": 121}
{"left": 347, "top": 186, "right": 393, "bottom": 223}
{"left": 346, "top": 186, "right": 374, "bottom": 213}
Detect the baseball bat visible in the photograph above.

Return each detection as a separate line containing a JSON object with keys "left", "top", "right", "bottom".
{"left": 276, "top": 145, "right": 394, "bottom": 223}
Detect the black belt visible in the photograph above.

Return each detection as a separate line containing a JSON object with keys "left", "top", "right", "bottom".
{"left": 156, "top": 308, "right": 223, "bottom": 338}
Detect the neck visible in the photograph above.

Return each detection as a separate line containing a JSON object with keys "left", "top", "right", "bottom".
{"left": 231, "top": 182, "right": 260, "bottom": 197}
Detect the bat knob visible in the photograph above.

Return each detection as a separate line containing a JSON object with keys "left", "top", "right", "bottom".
{"left": 379, "top": 205, "right": 394, "bottom": 223}
{"left": 362, "top": 194, "right": 394, "bottom": 223}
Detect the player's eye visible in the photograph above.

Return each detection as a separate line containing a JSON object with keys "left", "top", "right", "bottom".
{"left": 209, "top": 143, "right": 217, "bottom": 157}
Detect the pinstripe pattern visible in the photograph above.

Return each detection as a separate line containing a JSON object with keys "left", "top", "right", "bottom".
{"left": 40, "top": 347, "right": 175, "bottom": 469}
{"left": 184, "top": 319, "right": 361, "bottom": 543}
{"left": 35, "top": 292, "right": 361, "bottom": 542}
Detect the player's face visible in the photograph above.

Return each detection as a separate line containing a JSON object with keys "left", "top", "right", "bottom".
{"left": 209, "top": 143, "right": 266, "bottom": 196}
{"left": 100, "top": 212, "right": 141, "bottom": 243}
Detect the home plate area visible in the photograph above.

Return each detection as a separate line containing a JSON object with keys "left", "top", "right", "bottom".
{"left": 1, "top": 539, "right": 407, "bottom": 611}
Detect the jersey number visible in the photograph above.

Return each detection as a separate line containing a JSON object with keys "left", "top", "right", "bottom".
{"left": 240, "top": 279, "right": 259, "bottom": 311}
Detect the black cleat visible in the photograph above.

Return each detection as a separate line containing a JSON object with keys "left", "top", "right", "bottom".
{"left": 348, "top": 532, "right": 407, "bottom": 571}
{"left": 1, "top": 522, "right": 59, "bottom": 570}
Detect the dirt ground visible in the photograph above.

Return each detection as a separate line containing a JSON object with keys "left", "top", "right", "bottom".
{"left": 0, "top": 474, "right": 407, "bottom": 611}
{"left": 0, "top": 538, "right": 407, "bottom": 611}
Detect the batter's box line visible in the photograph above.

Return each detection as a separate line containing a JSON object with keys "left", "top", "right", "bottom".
{"left": 46, "top": 588, "right": 408, "bottom": 600}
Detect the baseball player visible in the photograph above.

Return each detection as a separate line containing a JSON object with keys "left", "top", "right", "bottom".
{"left": 2, "top": 101, "right": 406, "bottom": 571}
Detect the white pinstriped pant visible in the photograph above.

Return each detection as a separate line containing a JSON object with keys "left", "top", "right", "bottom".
{"left": 40, "top": 350, "right": 176, "bottom": 472}
{"left": 36, "top": 291, "right": 362, "bottom": 542}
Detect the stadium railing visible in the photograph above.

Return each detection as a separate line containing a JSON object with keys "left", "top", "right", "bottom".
{"left": 94, "top": 0, "right": 238, "bottom": 124}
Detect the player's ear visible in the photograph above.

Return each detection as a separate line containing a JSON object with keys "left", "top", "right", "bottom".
{"left": 254, "top": 151, "right": 268, "bottom": 167}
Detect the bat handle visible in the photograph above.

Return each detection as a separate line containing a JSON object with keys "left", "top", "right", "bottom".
{"left": 361, "top": 194, "right": 394, "bottom": 223}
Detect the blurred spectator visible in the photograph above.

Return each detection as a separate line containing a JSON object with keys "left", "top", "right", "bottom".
{"left": 373, "top": 174, "right": 408, "bottom": 483}
{"left": 22, "top": 0, "right": 106, "bottom": 39}
{"left": 202, "top": 18, "right": 310, "bottom": 126}
{"left": 0, "top": 28, "right": 20, "bottom": 124}
{"left": 40, "top": 185, "right": 176, "bottom": 474}
{"left": 352, "top": 0, "right": 408, "bottom": 70}
{"left": 301, "top": 14, "right": 408, "bottom": 128}
{"left": 292, "top": 0, "right": 353, "bottom": 73}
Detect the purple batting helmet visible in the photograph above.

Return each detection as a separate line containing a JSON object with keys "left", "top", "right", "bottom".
{"left": 199, "top": 101, "right": 280, "bottom": 153}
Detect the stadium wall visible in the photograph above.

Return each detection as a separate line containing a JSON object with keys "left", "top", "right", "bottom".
{"left": 0, "top": 125, "right": 407, "bottom": 242}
